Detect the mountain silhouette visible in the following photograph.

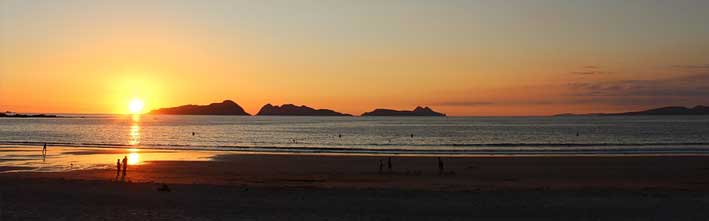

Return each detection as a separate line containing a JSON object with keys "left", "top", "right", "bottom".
{"left": 605, "top": 105, "right": 709, "bottom": 115}
{"left": 149, "top": 100, "right": 250, "bottom": 115}
{"left": 361, "top": 106, "right": 446, "bottom": 116}
{"left": 256, "top": 104, "right": 351, "bottom": 116}
{"left": 554, "top": 105, "right": 709, "bottom": 116}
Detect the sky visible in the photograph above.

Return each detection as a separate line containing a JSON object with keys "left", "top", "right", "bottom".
{"left": 1, "top": 0, "right": 708, "bottom": 116}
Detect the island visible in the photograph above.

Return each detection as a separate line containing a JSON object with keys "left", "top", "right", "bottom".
{"left": 148, "top": 100, "right": 250, "bottom": 115}
{"left": 0, "top": 112, "right": 61, "bottom": 118}
{"left": 554, "top": 105, "right": 709, "bottom": 116}
{"left": 256, "top": 104, "right": 351, "bottom": 116}
{"left": 361, "top": 106, "right": 446, "bottom": 117}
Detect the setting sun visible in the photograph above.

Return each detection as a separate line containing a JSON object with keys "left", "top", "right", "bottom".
{"left": 128, "top": 99, "right": 145, "bottom": 114}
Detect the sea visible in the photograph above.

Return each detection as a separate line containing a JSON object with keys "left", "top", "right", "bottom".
{"left": 1, "top": 115, "right": 708, "bottom": 155}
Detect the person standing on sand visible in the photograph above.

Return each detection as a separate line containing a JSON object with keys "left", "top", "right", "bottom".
{"left": 438, "top": 157, "right": 444, "bottom": 175}
{"left": 387, "top": 157, "right": 392, "bottom": 171}
{"left": 42, "top": 143, "right": 47, "bottom": 156}
{"left": 378, "top": 160, "right": 383, "bottom": 174}
{"left": 116, "top": 159, "right": 121, "bottom": 176}
{"left": 122, "top": 156, "right": 128, "bottom": 176}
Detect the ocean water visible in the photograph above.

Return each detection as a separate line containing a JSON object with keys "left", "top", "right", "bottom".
{"left": 1, "top": 115, "right": 708, "bottom": 155}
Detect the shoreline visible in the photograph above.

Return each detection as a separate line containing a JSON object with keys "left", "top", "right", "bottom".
{"left": 3, "top": 142, "right": 709, "bottom": 157}
{"left": 3, "top": 146, "right": 709, "bottom": 190}
{"left": 3, "top": 146, "right": 709, "bottom": 220}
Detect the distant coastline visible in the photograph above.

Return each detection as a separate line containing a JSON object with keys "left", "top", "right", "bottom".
{"left": 554, "top": 105, "right": 709, "bottom": 116}
{"left": 0, "top": 112, "right": 64, "bottom": 118}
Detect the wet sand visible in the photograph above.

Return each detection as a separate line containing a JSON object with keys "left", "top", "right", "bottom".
{"left": 2, "top": 149, "right": 709, "bottom": 220}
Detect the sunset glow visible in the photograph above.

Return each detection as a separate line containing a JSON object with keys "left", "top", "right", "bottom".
{"left": 128, "top": 99, "right": 145, "bottom": 114}
{"left": 1, "top": 1, "right": 708, "bottom": 116}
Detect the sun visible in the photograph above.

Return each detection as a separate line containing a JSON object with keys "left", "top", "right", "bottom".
{"left": 128, "top": 98, "right": 145, "bottom": 114}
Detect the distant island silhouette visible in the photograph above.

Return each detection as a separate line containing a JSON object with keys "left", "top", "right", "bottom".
{"left": 362, "top": 106, "right": 446, "bottom": 117}
{"left": 555, "top": 105, "right": 709, "bottom": 116}
{"left": 256, "top": 104, "right": 351, "bottom": 116}
{"left": 0, "top": 112, "right": 61, "bottom": 118}
{"left": 149, "top": 100, "right": 250, "bottom": 115}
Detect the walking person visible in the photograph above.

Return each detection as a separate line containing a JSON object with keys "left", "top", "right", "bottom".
{"left": 387, "top": 157, "right": 392, "bottom": 171}
{"left": 42, "top": 143, "right": 47, "bottom": 156}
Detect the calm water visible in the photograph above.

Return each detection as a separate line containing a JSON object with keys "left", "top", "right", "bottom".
{"left": 1, "top": 115, "right": 708, "bottom": 155}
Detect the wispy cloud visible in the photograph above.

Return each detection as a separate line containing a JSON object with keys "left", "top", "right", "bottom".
{"left": 570, "top": 71, "right": 608, "bottom": 75}
{"left": 671, "top": 64, "right": 709, "bottom": 69}
{"left": 569, "top": 73, "right": 709, "bottom": 97}
{"left": 435, "top": 73, "right": 709, "bottom": 108}
{"left": 569, "top": 65, "right": 609, "bottom": 75}
{"left": 432, "top": 101, "right": 495, "bottom": 106}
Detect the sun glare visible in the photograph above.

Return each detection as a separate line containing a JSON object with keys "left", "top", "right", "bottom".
{"left": 128, "top": 98, "right": 144, "bottom": 114}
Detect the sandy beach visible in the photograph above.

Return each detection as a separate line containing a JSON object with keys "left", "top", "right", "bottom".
{"left": 3, "top": 147, "right": 709, "bottom": 220}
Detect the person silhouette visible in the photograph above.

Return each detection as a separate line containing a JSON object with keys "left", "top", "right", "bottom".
{"left": 438, "top": 157, "right": 444, "bottom": 175}
{"left": 378, "top": 160, "right": 383, "bottom": 174}
{"left": 410, "top": 134, "right": 414, "bottom": 138}
{"left": 116, "top": 159, "right": 121, "bottom": 177}
{"left": 387, "top": 157, "right": 392, "bottom": 171}
{"left": 122, "top": 156, "right": 128, "bottom": 177}
{"left": 42, "top": 143, "right": 47, "bottom": 156}
{"left": 192, "top": 132, "right": 195, "bottom": 136}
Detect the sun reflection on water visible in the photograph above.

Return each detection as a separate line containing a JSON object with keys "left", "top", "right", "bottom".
{"left": 129, "top": 124, "right": 141, "bottom": 145}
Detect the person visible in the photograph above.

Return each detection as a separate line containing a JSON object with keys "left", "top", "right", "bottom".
{"left": 387, "top": 157, "right": 392, "bottom": 171}
{"left": 438, "top": 157, "right": 444, "bottom": 175}
{"left": 378, "top": 160, "right": 383, "bottom": 174}
{"left": 410, "top": 134, "right": 414, "bottom": 138}
{"left": 42, "top": 143, "right": 47, "bottom": 156}
{"left": 116, "top": 159, "right": 121, "bottom": 176}
{"left": 192, "top": 132, "right": 195, "bottom": 136}
{"left": 122, "top": 156, "right": 128, "bottom": 176}
{"left": 338, "top": 134, "right": 342, "bottom": 138}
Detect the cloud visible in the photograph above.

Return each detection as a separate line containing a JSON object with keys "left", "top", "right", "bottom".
{"left": 671, "top": 64, "right": 709, "bottom": 69}
{"left": 436, "top": 73, "right": 709, "bottom": 108}
{"left": 569, "top": 73, "right": 709, "bottom": 97}
{"left": 569, "top": 65, "right": 609, "bottom": 75}
{"left": 433, "top": 101, "right": 495, "bottom": 106}
{"left": 570, "top": 71, "right": 608, "bottom": 75}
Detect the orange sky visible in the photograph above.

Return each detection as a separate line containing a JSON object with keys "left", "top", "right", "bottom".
{"left": 1, "top": 1, "right": 708, "bottom": 116}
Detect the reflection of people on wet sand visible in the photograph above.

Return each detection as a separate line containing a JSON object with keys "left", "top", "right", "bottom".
{"left": 122, "top": 156, "right": 128, "bottom": 177}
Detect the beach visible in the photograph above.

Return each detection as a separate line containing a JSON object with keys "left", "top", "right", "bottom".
{"left": 3, "top": 146, "right": 709, "bottom": 220}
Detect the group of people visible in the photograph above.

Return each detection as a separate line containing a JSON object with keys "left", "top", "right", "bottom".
{"left": 378, "top": 156, "right": 445, "bottom": 175}
{"left": 116, "top": 156, "right": 128, "bottom": 179}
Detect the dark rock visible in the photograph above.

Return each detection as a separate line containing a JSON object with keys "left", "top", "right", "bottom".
{"left": 256, "top": 104, "right": 351, "bottom": 116}
{"left": 149, "top": 100, "right": 250, "bottom": 115}
{"left": 361, "top": 106, "right": 446, "bottom": 117}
